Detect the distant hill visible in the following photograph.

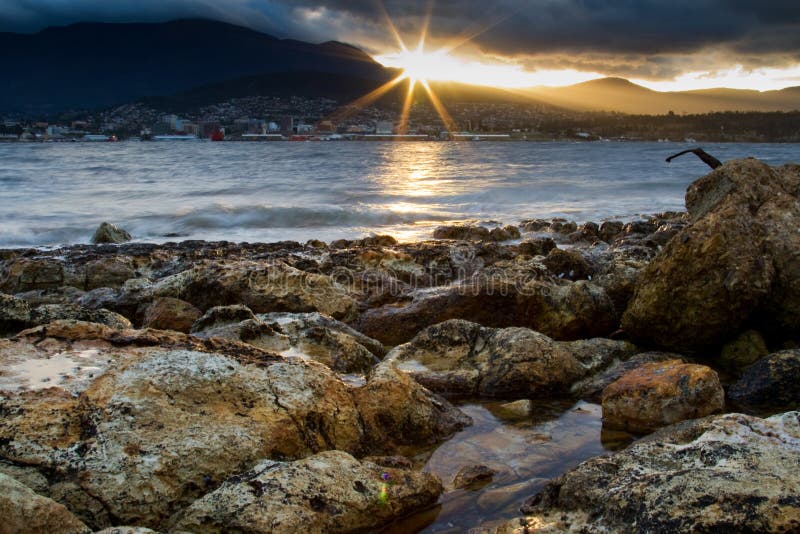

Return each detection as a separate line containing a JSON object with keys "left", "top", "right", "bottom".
{"left": 143, "top": 70, "right": 542, "bottom": 113}
{"left": 2, "top": 19, "right": 799, "bottom": 116}
{"left": 529, "top": 77, "right": 800, "bottom": 114}
{"left": 0, "top": 19, "right": 388, "bottom": 114}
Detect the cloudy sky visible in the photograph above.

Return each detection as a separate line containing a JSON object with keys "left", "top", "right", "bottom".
{"left": 3, "top": 0, "right": 800, "bottom": 90}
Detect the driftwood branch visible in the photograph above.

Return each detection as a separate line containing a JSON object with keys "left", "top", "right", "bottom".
{"left": 665, "top": 148, "right": 722, "bottom": 170}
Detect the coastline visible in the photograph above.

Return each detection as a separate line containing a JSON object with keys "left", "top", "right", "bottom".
{"left": 1, "top": 157, "right": 799, "bottom": 532}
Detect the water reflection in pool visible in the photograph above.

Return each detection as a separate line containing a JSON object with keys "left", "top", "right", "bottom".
{"left": 381, "top": 398, "right": 633, "bottom": 533}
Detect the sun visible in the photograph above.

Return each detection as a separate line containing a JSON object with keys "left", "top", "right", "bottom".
{"left": 378, "top": 45, "right": 460, "bottom": 85}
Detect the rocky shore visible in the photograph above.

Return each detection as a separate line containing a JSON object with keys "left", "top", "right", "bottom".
{"left": 1, "top": 158, "right": 798, "bottom": 533}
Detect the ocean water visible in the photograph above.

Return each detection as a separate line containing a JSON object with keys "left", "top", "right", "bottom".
{"left": 0, "top": 141, "right": 797, "bottom": 248}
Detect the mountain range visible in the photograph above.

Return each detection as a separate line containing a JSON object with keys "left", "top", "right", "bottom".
{"left": 1, "top": 19, "right": 799, "bottom": 116}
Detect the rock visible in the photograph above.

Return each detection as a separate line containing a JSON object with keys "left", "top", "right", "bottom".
{"left": 381, "top": 320, "right": 583, "bottom": 398}
{"left": 28, "top": 304, "right": 132, "bottom": 330}
{"left": 354, "top": 364, "right": 472, "bottom": 453}
{"left": 494, "top": 399, "right": 533, "bottom": 420}
{"left": 0, "top": 322, "right": 465, "bottom": 529}
{"left": 141, "top": 297, "right": 201, "bottom": 333}
{"left": 488, "top": 225, "right": 521, "bottom": 242}
{"left": 560, "top": 338, "right": 639, "bottom": 380}
{"left": 14, "top": 286, "right": 85, "bottom": 306}
{"left": 263, "top": 312, "right": 384, "bottom": 373}
{"left": 518, "top": 237, "right": 556, "bottom": 257}
{"left": 622, "top": 159, "right": 800, "bottom": 352}
{"left": 570, "top": 351, "right": 682, "bottom": 402}
{"left": 93, "top": 529, "right": 158, "bottom": 534}
{"left": 717, "top": 329, "right": 769, "bottom": 372}
{"left": 355, "top": 279, "right": 616, "bottom": 346}
{"left": 601, "top": 360, "right": 725, "bottom": 433}
{"left": 149, "top": 260, "right": 358, "bottom": 321}
{"left": 515, "top": 411, "right": 800, "bottom": 533}
{"left": 0, "top": 472, "right": 90, "bottom": 534}
{"left": 452, "top": 464, "right": 496, "bottom": 490}
{"left": 171, "top": 450, "right": 442, "bottom": 534}
{"left": 0, "top": 258, "right": 65, "bottom": 293}
{"left": 433, "top": 225, "right": 490, "bottom": 241}
{"left": 728, "top": 350, "right": 800, "bottom": 411}
{"left": 598, "top": 220, "right": 624, "bottom": 242}
{"left": 591, "top": 245, "right": 656, "bottom": 316}
{"left": 0, "top": 293, "right": 30, "bottom": 334}
{"left": 91, "top": 222, "right": 131, "bottom": 244}
{"left": 190, "top": 304, "right": 257, "bottom": 332}
{"left": 356, "top": 234, "right": 399, "bottom": 247}
{"left": 83, "top": 257, "right": 136, "bottom": 290}
{"left": 550, "top": 220, "right": 577, "bottom": 234}
{"left": 542, "top": 248, "right": 591, "bottom": 280}
{"left": 519, "top": 219, "right": 550, "bottom": 232}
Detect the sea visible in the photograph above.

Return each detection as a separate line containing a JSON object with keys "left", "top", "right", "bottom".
{"left": 1, "top": 140, "right": 798, "bottom": 248}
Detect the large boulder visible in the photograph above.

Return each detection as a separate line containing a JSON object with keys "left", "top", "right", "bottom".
{"left": 502, "top": 411, "right": 800, "bottom": 533}
{"left": 0, "top": 321, "right": 465, "bottom": 529}
{"left": 622, "top": 160, "right": 800, "bottom": 352}
{"left": 601, "top": 360, "right": 724, "bottom": 433}
{"left": 380, "top": 319, "right": 583, "bottom": 398}
{"left": 355, "top": 279, "right": 615, "bottom": 346}
{"left": 0, "top": 473, "right": 90, "bottom": 534}
{"left": 149, "top": 260, "right": 358, "bottom": 321}
{"left": 570, "top": 351, "right": 682, "bottom": 402}
{"left": 171, "top": 451, "right": 442, "bottom": 533}
{"left": 728, "top": 349, "right": 800, "bottom": 411}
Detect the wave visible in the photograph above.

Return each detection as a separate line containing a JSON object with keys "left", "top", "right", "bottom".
{"left": 166, "top": 204, "right": 451, "bottom": 231}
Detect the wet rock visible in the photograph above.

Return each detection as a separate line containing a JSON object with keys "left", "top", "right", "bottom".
{"left": 28, "top": 304, "right": 132, "bottom": 330}
{"left": 598, "top": 220, "right": 624, "bottom": 242}
{"left": 433, "top": 225, "right": 491, "bottom": 241}
{"left": 357, "top": 234, "right": 399, "bottom": 247}
{"left": 141, "top": 297, "right": 201, "bottom": 333}
{"left": 91, "top": 222, "right": 131, "bottom": 244}
{"left": 355, "top": 279, "right": 616, "bottom": 346}
{"left": 0, "top": 472, "right": 90, "bottom": 534}
{"left": 171, "top": 451, "right": 442, "bottom": 534}
{"left": 602, "top": 359, "right": 724, "bottom": 433}
{"left": 542, "top": 248, "right": 592, "bottom": 280}
{"left": 494, "top": 399, "right": 533, "bottom": 420}
{"left": 354, "top": 364, "right": 472, "bottom": 453}
{"left": 622, "top": 159, "right": 800, "bottom": 352}
{"left": 728, "top": 350, "right": 800, "bottom": 411}
{"left": 516, "top": 411, "right": 800, "bottom": 533}
{"left": 0, "top": 258, "right": 65, "bottom": 293}
{"left": 517, "top": 237, "right": 556, "bottom": 257}
{"left": 549, "top": 220, "right": 577, "bottom": 234}
{"left": 0, "top": 293, "right": 30, "bottom": 334}
{"left": 519, "top": 219, "right": 550, "bottom": 232}
{"left": 489, "top": 225, "right": 521, "bottom": 242}
{"left": 570, "top": 351, "right": 682, "bottom": 402}
{"left": 717, "top": 329, "right": 769, "bottom": 372}
{"left": 381, "top": 320, "right": 583, "bottom": 398}
{"left": 149, "top": 260, "right": 358, "bottom": 321}
{"left": 452, "top": 464, "right": 496, "bottom": 490}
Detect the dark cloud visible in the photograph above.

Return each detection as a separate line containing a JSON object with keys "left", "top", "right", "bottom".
{"left": 1, "top": 0, "right": 799, "bottom": 80}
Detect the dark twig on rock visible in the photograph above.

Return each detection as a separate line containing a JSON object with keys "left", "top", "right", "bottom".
{"left": 666, "top": 148, "right": 722, "bottom": 170}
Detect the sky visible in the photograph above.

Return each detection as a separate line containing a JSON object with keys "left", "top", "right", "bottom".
{"left": 3, "top": 0, "right": 800, "bottom": 91}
